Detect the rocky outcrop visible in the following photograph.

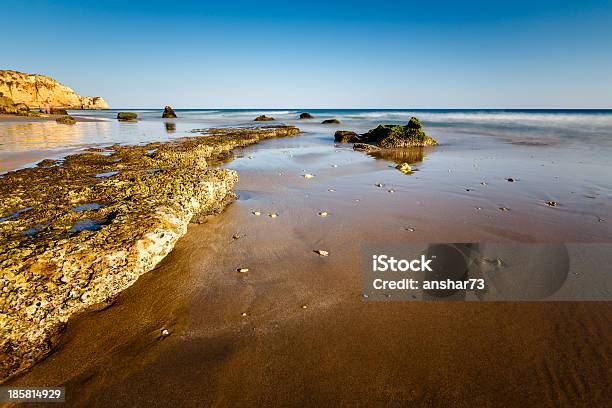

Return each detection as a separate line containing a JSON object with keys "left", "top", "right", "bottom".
{"left": 0, "top": 94, "right": 43, "bottom": 117}
{"left": 0, "top": 70, "right": 108, "bottom": 110}
{"left": 322, "top": 119, "right": 341, "bottom": 124}
{"left": 55, "top": 116, "right": 76, "bottom": 125}
{"left": 162, "top": 106, "right": 177, "bottom": 118}
{"left": 299, "top": 112, "right": 314, "bottom": 119}
{"left": 334, "top": 131, "right": 360, "bottom": 143}
{"left": 359, "top": 117, "right": 437, "bottom": 148}
{"left": 254, "top": 115, "right": 274, "bottom": 121}
{"left": 117, "top": 112, "right": 137, "bottom": 121}
{"left": 0, "top": 125, "right": 300, "bottom": 381}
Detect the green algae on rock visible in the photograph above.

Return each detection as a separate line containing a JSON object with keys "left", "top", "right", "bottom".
{"left": 360, "top": 117, "right": 437, "bottom": 148}
{"left": 55, "top": 115, "right": 76, "bottom": 125}
{"left": 0, "top": 94, "right": 44, "bottom": 117}
{"left": 117, "top": 112, "right": 138, "bottom": 121}
{"left": 322, "top": 118, "right": 341, "bottom": 124}
{"left": 0, "top": 125, "right": 300, "bottom": 381}
{"left": 334, "top": 130, "right": 360, "bottom": 143}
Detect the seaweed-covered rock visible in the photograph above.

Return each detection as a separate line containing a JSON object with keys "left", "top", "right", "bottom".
{"left": 117, "top": 112, "right": 138, "bottom": 121}
{"left": 334, "top": 130, "right": 360, "bottom": 143}
{"left": 396, "top": 163, "right": 413, "bottom": 174}
{"left": 254, "top": 115, "right": 274, "bottom": 121}
{"left": 162, "top": 105, "right": 177, "bottom": 118}
{"left": 50, "top": 108, "right": 68, "bottom": 115}
{"left": 299, "top": 112, "right": 314, "bottom": 119}
{"left": 322, "top": 118, "right": 341, "bottom": 124}
{"left": 56, "top": 115, "right": 76, "bottom": 125}
{"left": 360, "top": 117, "right": 436, "bottom": 148}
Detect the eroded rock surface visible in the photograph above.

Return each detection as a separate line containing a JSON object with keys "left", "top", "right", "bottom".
{"left": 0, "top": 125, "right": 300, "bottom": 381}
{"left": 162, "top": 106, "right": 177, "bottom": 118}
{"left": 359, "top": 117, "right": 437, "bottom": 148}
{"left": 334, "top": 130, "right": 359, "bottom": 143}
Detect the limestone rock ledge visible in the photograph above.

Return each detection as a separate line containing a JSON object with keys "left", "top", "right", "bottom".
{"left": 0, "top": 70, "right": 108, "bottom": 109}
{"left": 0, "top": 125, "right": 300, "bottom": 381}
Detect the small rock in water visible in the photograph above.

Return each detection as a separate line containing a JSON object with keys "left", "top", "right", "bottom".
{"left": 328, "top": 188, "right": 336, "bottom": 192}
{"left": 161, "top": 329, "right": 170, "bottom": 337}
{"left": 248, "top": 156, "right": 254, "bottom": 159}
{"left": 476, "top": 207, "right": 483, "bottom": 210}
{"left": 480, "top": 181, "right": 487, "bottom": 186}
{"left": 599, "top": 218, "right": 605, "bottom": 222}
{"left": 269, "top": 213, "right": 278, "bottom": 218}
{"left": 303, "top": 173, "right": 315, "bottom": 179}
{"left": 318, "top": 211, "right": 328, "bottom": 217}
{"left": 375, "top": 183, "right": 384, "bottom": 188}
{"left": 232, "top": 233, "right": 241, "bottom": 240}
{"left": 332, "top": 164, "right": 338, "bottom": 168}
{"left": 546, "top": 201, "right": 558, "bottom": 207}
{"left": 237, "top": 268, "right": 249, "bottom": 273}
{"left": 314, "top": 250, "right": 329, "bottom": 257}
{"left": 388, "top": 189, "right": 395, "bottom": 193}
{"left": 241, "top": 312, "right": 248, "bottom": 317}
{"left": 506, "top": 177, "right": 517, "bottom": 182}
{"left": 395, "top": 163, "right": 412, "bottom": 174}
{"left": 405, "top": 227, "right": 416, "bottom": 232}
{"left": 499, "top": 207, "right": 510, "bottom": 212}
{"left": 252, "top": 211, "right": 261, "bottom": 216}
{"left": 301, "top": 305, "right": 308, "bottom": 309}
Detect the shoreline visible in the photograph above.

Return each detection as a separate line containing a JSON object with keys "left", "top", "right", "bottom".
{"left": 0, "top": 113, "right": 104, "bottom": 123}
{"left": 0, "top": 125, "right": 300, "bottom": 381}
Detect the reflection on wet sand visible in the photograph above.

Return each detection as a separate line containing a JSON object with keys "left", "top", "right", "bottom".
{"left": 164, "top": 122, "right": 176, "bottom": 133}
{"left": 0, "top": 121, "right": 111, "bottom": 152}
{"left": 368, "top": 147, "right": 428, "bottom": 165}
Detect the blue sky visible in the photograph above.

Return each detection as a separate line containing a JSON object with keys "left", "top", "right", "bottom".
{"left": 3, "top": 1, "right": 612, "bottom": 108}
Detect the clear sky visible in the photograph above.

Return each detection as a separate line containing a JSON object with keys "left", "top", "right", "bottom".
{"left": 3, "top": 1, "right": 612, "bottom": 108}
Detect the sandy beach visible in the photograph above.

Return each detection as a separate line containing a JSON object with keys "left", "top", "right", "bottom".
{"left": 2, "top": 116, "right": 611, "bottom": 406}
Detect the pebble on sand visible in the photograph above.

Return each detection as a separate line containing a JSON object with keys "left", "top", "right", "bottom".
{"left": 241, "top": 312, "right": 248, "bottom": 317}
{"left": 328, "top": 188, "right": 336, "bottom": 192}
{"left": 161, "top": 329, "right": 170, "bottom": 337}
{"left": 388, "top": 189, "right": 395, "bottom": 193}
{"left": 269, "top": 213, "right": 278, "bottom": 218}
{"left": 318, "top": 211, "right": 328, "bottom": 217}
{"left": 314, "top": 250, "right": 329, "bottom": 257}
{"left": 506, "top": 177, "right": 517, "bottom": 182}
{"left": 546, "top": 201, "right": 558, "bottom": 207}
{"left": 237, "top": 268, "right": 249, "bottom": 273}
{"left": 405, "top": 227, "right": 416, "bottom": 232}
{"left": 499, "top": 207, "right": 510, "bottom": 212}
{"left": 301, "top": 305, "right": 308, "bottom": 309}
{"left": 232, "top": 234, "right": 241, "bottom": 240}
{"left": 252, "top": 211, "right": 261, "bottom": 216}
{"left": 303, "top": 173, "right": 315, "bottom": 179}
{"left": 375, "top": 183, "right": 384, "bottom": 187}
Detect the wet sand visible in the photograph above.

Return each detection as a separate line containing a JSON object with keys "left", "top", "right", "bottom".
{"left": 5, "top": 129, "right": 612, "bottom": 406}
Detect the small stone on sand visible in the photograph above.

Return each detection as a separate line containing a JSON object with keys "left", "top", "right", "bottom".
{"left": 507, "top": 177, "right": 517, "bottom": 182}
{"left": 375, "top": 183, "right": 384, "bottom": 187}
{"left": 328, "top": 189, "right": 335, "bottom": 192}
{"left": 318, "top": 211, "right": 328, "bottom": 217}
{"left": 253, "top": 211, "right": 261, "bottom": 216}
{"left": 237, "top": 268, "right": 249, "bottom": 273}
{"left": 232, "top": 234, "right": 241, "bottom": 240}
{"left": 546, "top": 201, "right": 557, "bottom": 207}
{"left": 303, "top": 173, "right": 315, "bottom": 179}
{"left": 269, "top": 213, "right": 278, "bottom": 218}
{"left": 314, "top": 250, "right": 329, "bottom": 257}
{"left": 161, "top": 329, "right": 170, "bottom": 337}
{"left": 405, "top": 227, "right": 415, "bottom": 232}
{"left": 388, "top": 189, "right": 395, "bottom": 193}
{"left": 332, "top": 164, "right": 338, "bottom": 168}
{"left": 241, "top": 312, "right": 248, "bottom": 317}
{"left": 499, "top": 207, "right": 510, "bottom": 212}
{"left": 301, "top": 305, "right": 308, "bottom": 309}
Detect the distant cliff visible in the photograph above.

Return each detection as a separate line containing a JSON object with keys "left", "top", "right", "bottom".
{"left": 0, "top": 70, "right": 108, "bottom": 109}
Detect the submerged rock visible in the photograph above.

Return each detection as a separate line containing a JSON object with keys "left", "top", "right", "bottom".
{"left": 359, "top": 117, "right": 436, "bottom": 148}
{"left": 162, "top": 105, "right": 177, "bottom": 118}
{"left": 50, "top": 108, "right": 68, "bottom": 115}
{"left": 55, "top": 115, "right": 76, "bottom": 125}
{"left": 0, "top": 125, "right": 300, "bottom": 381}
{"left": 322, "top": 119, "right": 341, "bottom": 124}
{"left": 117, "top": 112, "right": 138, "bottom": 121}
{"left": 299, "top": 112, "right": 314, "bottom": 119}
{"left": 334, "top": 130, "right": 360, "bottom": 143}
{"left": 254, "top": 115, "right": 274, "bottom": 121}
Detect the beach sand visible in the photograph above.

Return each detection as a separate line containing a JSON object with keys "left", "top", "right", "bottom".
{"left": 5, "top": 131, "right": 611, "bottom": 406}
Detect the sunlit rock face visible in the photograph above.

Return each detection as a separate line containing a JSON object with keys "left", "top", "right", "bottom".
{"left": 0, "top": 70, "right": 108, "bottom": 109}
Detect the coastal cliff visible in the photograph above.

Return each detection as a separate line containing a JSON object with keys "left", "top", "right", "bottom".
{"left": 0, "top": 70, "right": 108, "bottom": 109}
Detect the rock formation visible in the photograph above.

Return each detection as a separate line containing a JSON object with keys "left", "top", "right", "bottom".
{"left": 358, "top": 117, "right": 437, "bottom": 148}
{"left": 334, "top": 130, "right": 360, "bottom": 143}
{"left": 322, "top": 119, "right": 341, "bottom": 124}
{"left": 117, "top": 112, "right": 138, "bottom": 121}
{"left": 299, "top": 112, "right": 314, "bottom": 119}
{"left": 254, "top": 115, "right": 274, "bottom": 121}
{"left": 0, "top": 70, "right": 108, "bottom": 110}
{"left": 162, "top": 106, "right": 177, "bottom": 118}
{"left": 0, "top": 125, "right": 300, "bottom": 381}
{"left": 55, "top": 116, "right": 76, "bottom": 125}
